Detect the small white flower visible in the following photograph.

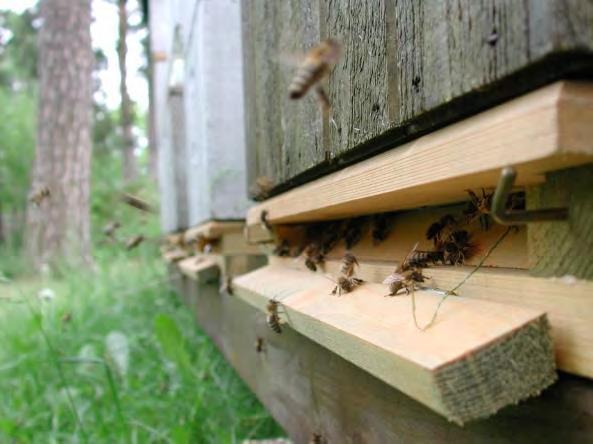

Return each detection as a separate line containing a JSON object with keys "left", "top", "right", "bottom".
{"left": 37, "top": 287, "right": 56, "bottom": 302}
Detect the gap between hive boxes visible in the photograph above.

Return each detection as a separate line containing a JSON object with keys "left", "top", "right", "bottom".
{"left": 233, "top": 264, "right": 556, "bottom": 424}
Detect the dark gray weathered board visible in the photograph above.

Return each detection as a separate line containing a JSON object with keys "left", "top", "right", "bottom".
{"left": 169, "top": 267, "right": 593, "bottom": 443}
{"left": 242, "top": 0, "right": 593, "bottom": 198}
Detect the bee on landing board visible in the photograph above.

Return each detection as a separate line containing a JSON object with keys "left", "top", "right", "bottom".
{"left": 288, "top": 39, "right": 341, "bottom": 112}
{"left": 464, "top": 189, "right": 493, "bottom": 231}
{"left": 383, "top": 243, "right": 426, "bottom": 296}
{"left": 303, "top": 242, "right": 324, "bottom": 272}
{"left": 266, "top": 299, "right": 283, "bottom": 334}
{"left": 340, "top": 252, "right": 359, "bottom": 277}
{"left": 330, "top": 252, "right": 364, "bottom": 296}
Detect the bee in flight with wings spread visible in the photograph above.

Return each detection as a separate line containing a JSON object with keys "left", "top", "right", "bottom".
{"left": 287, "top": 39, "right": 341, "bottom": 112}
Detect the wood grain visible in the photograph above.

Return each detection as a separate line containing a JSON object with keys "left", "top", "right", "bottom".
{"left": 528, "top": 165, "right": 593, "bottom": 280}
{"left": 242, "top": 1, "right": 593, "bottom": 194}
{"left": 271, "top": 256, "right": 593, "bottom": 379}
{"left": 233, "top": 265, "right": 556, "bottom": 423}
{"left": 174, "top": 269, "right": 593, "bottom": 442}
{"left": 246, "top": 82, "right": 593, "bottom": 227}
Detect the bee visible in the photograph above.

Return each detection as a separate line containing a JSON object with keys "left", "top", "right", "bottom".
{"left": 273, "top": 239, "right": 291, "bottom": 257}
{"left": 343, "top": 217, "right": 367, "bottom": 249}
{"left": 125, "top": 234, "right": 145, "bottom": 250}
{"left": 407, "top": 250, "right": 444, "bottom": 268}
{"left": 288, "top": 39, "right": 341, "bottom": 112}
{"left": 383, "top": 243, "right": 426, "bottom": 296}
{"left": 426, "top": 214, "right": 457, "bottom": 247}
{"left": 220, "top": 275, "right": 233, "bottom": 295}
{"left": 320, "top": 221, "right": 343, "bottom": 255}
{"left": 303, "top": 242, "right": 324, "bottom": 272}
{"left": 464, "top": 189, "right": 493, "bottom": 231}
{"left": 29, "top": 186, "right": 50, "bottom": 206}
{"left": 443, "top": 230, "right": 479, "bottom": 265}
{"left": 371, "top": 213, "right": 394, "bottom": 245}
{"left": 309, "top": 433, "right": 326, "bottom": 444}
{"left": 266, "top": 299, "right": 283, "bottom": 334}
{"left": 331, "top": 275, "right": 364, "bottom": 296}
{"left": 255, "top": 337, "right": 265, "bottom": 353}
{"left": 194, "top": 235, "right": 217, "bottom": 254}
{"left": 249, "top": 176, "right": 274, "bottom": 199}
{"left": 61, "top": 312, "right": 72, "bottom": 324}
{"left": 340, "top": 252, "right": 359, "bottom": 277}
{"left": 260, "top": 210, "right": 272, "bottom": 231}
{"left": 103, "top": 220, "right": 121, "bottom": 238}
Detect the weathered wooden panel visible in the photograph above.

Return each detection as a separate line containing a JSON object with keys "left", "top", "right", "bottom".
{"left": 174, "top": 271, "right": 593, "bottom": 443}
{"left": 242, "top": 0, "right": 593, "bottom": 197}
{"left": 528, "top": 165, "right": 593, "bottom": 280}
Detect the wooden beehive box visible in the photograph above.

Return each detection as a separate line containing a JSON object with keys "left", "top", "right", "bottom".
{"left": 151, "top": 0, "right": 593, "bottom": 441}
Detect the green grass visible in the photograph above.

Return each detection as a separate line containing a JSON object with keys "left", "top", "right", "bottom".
{"left": 0, "top": 242, "right": 284, "bottom": 443}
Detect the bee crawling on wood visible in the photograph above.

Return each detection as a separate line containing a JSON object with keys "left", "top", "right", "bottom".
{"left": 407, "top": 250, "right": 444, "bottom": 268}
{"left": 288, "top": 39, "right": 341, "bottom": 112}
{"left": 331, "top": 275, "right": 364, "bottom": 297}
{"left": 330, "top": 252, "right": 364, "bottom": 296}
{"left": 371, "top": 213, "right": 394, "bottom": 245}
{"left": 442, "top": 230, "right": 479, "bottom": 265}
{"left": 303, "top": 242, "right": 324, "bottom": 272}
{"left": 29, "top": 185, "right": 50, "bottom": 206}
{"left": 383, "top": 243, "right": 427, "bottom": 296}
{"left": 266, "top": 298, "right": 283, "bottom": 334}
{"left": 426, "top": 214, "right": 457, "bottom": 247}
{"left": 220, "top": 275, "right": 234, "bottom": 295}
{"left": 464, "top": 188, "right": 493, "bottom": 231}
{"left": 255, "top": 336, "right": 265, "bottom": 353}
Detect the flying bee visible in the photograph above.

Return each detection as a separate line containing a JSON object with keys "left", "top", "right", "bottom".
{"left": 266, "top": 298, "right": 283, "bottom": 334}
{"left": 464, "top": 189, "right": 493, "bottom": 231}
{"left": 29, "top": 186, "right": 50, "bottom": 206}
{"left": 331, "top": 275, "right": 364, "bottom": 297}
{"left": 309, "top": 433, "right": 326, "bottom": 444}
{"left": 288, "top": 39, "right": 341, "bottom": 112}
{"left": 303, "top": 242, "right": 324, "bottom": 272}
{"left": 103, "top": 220, "right": 121, "bottom": 238}
{"left": 340, "top": 252, "right": 359, "bottom": 277}
{"left": 443, "top": 230, "right": 479, "bottom": 265}
{"left": 383, "top": 243, "right": 426, "bottom": 296}
{"left": 255, "top": 337, "right": 265, "bottom": 353}
{"left": 426, "top": 214, "right": 457, "bottom": 247}
{"left": 125, "top": 234, "right": 145, "bottom": 251}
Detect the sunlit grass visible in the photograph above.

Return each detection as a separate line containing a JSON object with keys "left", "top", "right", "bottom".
{"left": 0, "top": 243, "right": 283, "bottom": 442}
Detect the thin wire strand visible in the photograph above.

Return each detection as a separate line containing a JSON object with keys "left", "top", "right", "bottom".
{"left": 412, "top": 226, "right": 514, "bottom": 331}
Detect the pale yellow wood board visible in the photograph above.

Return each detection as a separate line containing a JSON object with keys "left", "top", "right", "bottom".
{"left": 246, "top": 81, "right": 593, "bottom": 227}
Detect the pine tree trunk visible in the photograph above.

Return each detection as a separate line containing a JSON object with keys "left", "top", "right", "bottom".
{"left": 25, "top": 0, "right": 93, "bottom": 269}
{"left": 118, "top": 0, "right": 137, "bottom": 182}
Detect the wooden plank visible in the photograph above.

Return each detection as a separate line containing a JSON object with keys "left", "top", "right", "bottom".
{"left": 246, "top": 82, "right": 593, "bottom": 227}
{"left": 271, "top": 256, "right": 593, "bottom": 379}
{"left": 177, "top": 271, "right": 593, "bottom": 442}
{"left": 183, "top": 221, "right": 245, "bottom": 242}
{"left": 528, "top": 165, "right": 593, "bottom": 280}
{"left": 233, "top": 264, "right": 556, "bottom": 424}
{"left": 243, "top": 1, "right": 593, "bottom": 194}
{"left": 183, "top": 221, "right": 262, "bottom": 256}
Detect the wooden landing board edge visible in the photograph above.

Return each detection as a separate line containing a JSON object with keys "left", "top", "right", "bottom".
{"left": 271, "top": 256, "right": 593, "bottom": 379}
{"left": 183, "top": 220, "right": 245, "bottom": 242}
{"left": 173, "top": 268, "right": 593, "bottom": 442}
{"left": 246, "top": 81, "right": 593, "bottom": 227}
{"left": 183, "top": 220, "right": 262, "bottom": 256}
{"left": 177, "top": 256, "right": 219, "bottom": 280}
{"left": 233, "top": 265, "right": 556, "bottom": 424}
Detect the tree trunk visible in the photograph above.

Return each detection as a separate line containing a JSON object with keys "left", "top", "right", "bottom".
{"left": 25, "top": 0, "right": 93, "bottom": 269}
{"left": 118, "top": 0, "right": 137, "bottom": 182}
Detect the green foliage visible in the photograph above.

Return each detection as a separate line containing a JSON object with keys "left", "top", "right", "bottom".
{"left": 0, "top": 8, "right": 39, "bottom": 87}
{"left": 0, "top": 88, "right": 35, "bottom": 212}
{"left": 0, "top": 251, "right": 284, "bottom": 442}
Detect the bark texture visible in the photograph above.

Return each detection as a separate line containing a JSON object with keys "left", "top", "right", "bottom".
{"left": 119, "top": 0, "right": 137, "bottom": 182}
{"left": 25, "top": 0, "right": 93, "bottom": 269}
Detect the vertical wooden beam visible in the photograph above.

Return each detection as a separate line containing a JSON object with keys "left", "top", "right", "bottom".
{"left": 528, "top": 165, "right": 593, "bottom": 280}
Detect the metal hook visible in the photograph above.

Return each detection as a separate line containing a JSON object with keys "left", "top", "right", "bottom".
{"left": 491, "top": 167, "right": 568, "bottom": 225}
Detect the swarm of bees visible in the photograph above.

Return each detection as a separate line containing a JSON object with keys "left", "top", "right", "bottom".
{"left": 288, "top": 39, "right": 341, "bottom": 112}
{"left": 383, "top": 243, "right": 426, "bottom": 296}
{"left": 266, "top": 298, "right": 283, "bottom": 334}
{"left": 29, "top": 186, "right": 50, "bottom": 206}
{"left": 331, "top": 252, "right": 364, "bottom": 296}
